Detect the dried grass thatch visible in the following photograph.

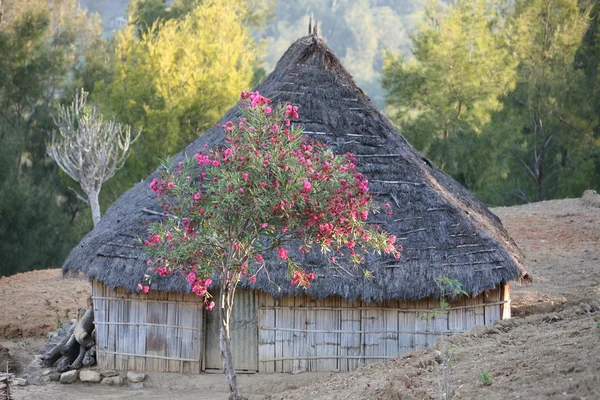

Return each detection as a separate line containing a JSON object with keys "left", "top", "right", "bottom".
{"left": 63, "top": 35, "right": 529, "bottom": 302}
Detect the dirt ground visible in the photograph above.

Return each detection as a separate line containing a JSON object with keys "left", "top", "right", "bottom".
{"left": 1, "top": 196, "right": 599, "bottom": 399}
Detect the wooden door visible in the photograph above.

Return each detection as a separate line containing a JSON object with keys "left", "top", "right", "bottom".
{"left": 204, "top": 290, "right": 258, "bottom": 371}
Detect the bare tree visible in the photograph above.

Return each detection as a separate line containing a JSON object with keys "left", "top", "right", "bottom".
{"left": 48, "top": 89, "right": 140, "bottom": 227}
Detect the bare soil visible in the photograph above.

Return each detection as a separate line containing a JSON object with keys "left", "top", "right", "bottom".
{"left": 1, "top": 197, "right": 599, "bottom": 399}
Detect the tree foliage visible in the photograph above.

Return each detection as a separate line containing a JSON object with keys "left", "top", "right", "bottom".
{"left": 0, "top": 0, "right": 101, "bottom": 276}
{"left": 96, "top": 0, "right": 260, "bottom": 199}
{"left": 383, "top": 0, "right": 600, "bottom": 204}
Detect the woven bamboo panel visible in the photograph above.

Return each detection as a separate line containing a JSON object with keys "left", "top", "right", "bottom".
{"left": 257, "top": 283, "right": 509, "bottom": 372}
{"left": 91, "top": 280, "right": 204, "bottom": 374}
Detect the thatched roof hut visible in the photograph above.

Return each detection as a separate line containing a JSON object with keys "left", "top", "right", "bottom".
{"left": 63, "top": 34, "right": 529, "bottom": 374}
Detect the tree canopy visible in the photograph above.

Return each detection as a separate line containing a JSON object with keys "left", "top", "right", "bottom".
{"left": 383, "top": 0, "right": 600, "bottom": 204}
{"left": 96, "top": 0, "right": 261, "bottom": 200}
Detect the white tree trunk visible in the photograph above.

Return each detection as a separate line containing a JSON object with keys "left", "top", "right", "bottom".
{"left": 219, "top": 284, "right": 240, "bottom": 400}
{"left": 88, "top": 189, "right": 101, "bottom": 227}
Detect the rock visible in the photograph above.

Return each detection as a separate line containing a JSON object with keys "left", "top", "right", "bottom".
{"left": 48, "top": 336, "right": 63, "bottom": 345}
{"left": 12, "top": 378, "right": 27, "bottom": 386}
{"left": 130, "top": 382, "right": 144, "bottom": 390}
{"left": 80, "top": 370, "right": 102, "bottom": 383}
{"left": 59, "top": 370, "right": 79, "bottom": 384}
{"left": 127, "top": 371, "right": 146, "bottom": 383}
{"left": 101, "top": 376, "right": 123, "bottom": 386}
{"left": 43, "top": 372, "right": 62, "bottom": 382}
{"left": 39, "top": 343, "right": 55, "bottom": 354}
{"left": 42, "top": 369, "right": 53, "bottom": 376}
{"left": 582, "top": 189, "right": 600, "bottom": 208}
{"left": 100, "top": 369, "right": 120, "bottom": 377}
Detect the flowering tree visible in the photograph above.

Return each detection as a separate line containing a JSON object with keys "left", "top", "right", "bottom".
{"left": 143, "top": 92, "right": 400, "bottom": 399}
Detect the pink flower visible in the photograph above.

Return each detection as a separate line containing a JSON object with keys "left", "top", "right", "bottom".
{"left": 205, "top": 301, "right": 215, "bottom": 311}
{"left": 187, "top": 272, "right": 196, "bottom": 286}
{"left": 250, "top": 276, "right": 257, "bottom": 283}
{"left": 238, "top": 188, "right": 244, "bottom": 194}
{"left": 193, "top": 193, "right": 201, "bottom": 201}
{"left": 261, "top": 223, "right": 268, "bottom": 229}
{"left": 223, "top": 149, "right": 232, "bottom": 156}
{"left": 212, "top": 160, "right": 220, "bottom": 167}
{"left": 137, "top": 284, "right": 150, "bottom": 294}
{"left": 242, "top": 172, "right": 249, "bottom": 181}
{"left": 157, "top": 267, "right": 168, "bottom": 277}
{"left": 278, "top": 247, "right": 288, "bottom": 260}
{"left": 264, "top": 106, "right": 272, "bottom": 114}
{"left": 302, "top": 180, "right": 312, "bottom": 192}
{"left": 307, "top": 272, "right": 316, "bottom": 281}
{"left": 192, "top": 285, "right": 206, "bottom": 296}
{"left": 241, "top": 262, "right": 247, "bottom": 270}
{"left": 146, "top": 259, "right": 153, "bottom": 265}
{"left": 151, "top": 235, "right": 161, "bottom": 243}
{"left": 285, "top": 105, "right": 299, "bottom": 118}
{"left": 204, "top": 278, "right": 212, "bottom": 287}
{"left": 167, "top": 182, "right": 174, "bottom": 189}
{"left": 256, "top": 254, "right": 264, "bottom": 263}
{"left": 150, "top": 178, "right": 159, "bottom": 192}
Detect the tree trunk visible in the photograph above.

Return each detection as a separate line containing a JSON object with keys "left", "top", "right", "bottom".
{"left": 219, "top": 282, "right": 240, "bottom": 400}
{"left": 88, "top": 189, "right": 101, "bottom": 227}
{"left": 536, "top": 144, "right": 545, "bottom": 202}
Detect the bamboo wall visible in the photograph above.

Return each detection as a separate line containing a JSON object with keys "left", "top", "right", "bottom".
{"left": 257, "top": 284, "right": 509, "bottom": 373}
{"left": 92, "top": 280, "right": 204, "bottom": 374}
{"left": 92, "top": 280, "right": 509, "bottom": 374}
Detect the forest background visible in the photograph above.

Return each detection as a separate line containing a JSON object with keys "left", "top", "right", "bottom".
{"left": 1, "top": 0, "right": 599, "bottom": 277}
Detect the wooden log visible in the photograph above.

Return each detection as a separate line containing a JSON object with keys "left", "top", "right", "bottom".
{"left": 75, "top": 308, "right": 95, "bottom": 347}
{"left": 42, "top": 325, "right": 75, "bottom": 367}
{"left": 56, "top": 352, "right": 77, "bottom": 372}
{"left": 82, "top": 345, "right": 96, "bottom": 366}
{"left": 60, "top": 333, "right": 79, "bottom": 357}
{"left": 70, "top": 344, "right": 86, "bottom": 369}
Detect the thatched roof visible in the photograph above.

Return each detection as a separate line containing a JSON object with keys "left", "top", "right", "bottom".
{"left": 63, "top": 35, "right": 529, "bottom": 302}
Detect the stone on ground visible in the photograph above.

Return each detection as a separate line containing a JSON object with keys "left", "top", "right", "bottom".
{"left": 101, "top": 375, "right": 123, "bottom": 386}
{"left": 80, "top": 370, "right": 101, "bottom": 383}
{"left": 59, "top": 370, "right": 79, "bottom": 384}
{"left": 127, "top": 371, "right": 146, "bottom": 383}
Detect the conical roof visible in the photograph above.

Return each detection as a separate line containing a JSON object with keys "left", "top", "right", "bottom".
{"left": 63, "top": 35, "right": 529, "bottom": 302}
